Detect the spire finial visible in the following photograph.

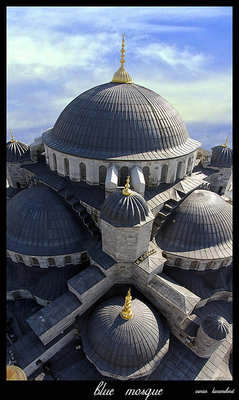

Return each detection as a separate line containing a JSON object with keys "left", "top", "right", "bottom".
{"left": 111, "top": 33, "right": 132, "bottom": 83}
{"left": 10, "top": 129, "right": 16, "bottom": 143}
{"left": 120, "top": 287, "right": 133, "bottom": 320}
{"left": 120, "top": 33, "right": 126, "bottom": 67}
{"left": 222, "top": 134, "right": 229, "bottom": 148}
{"left": 122, "top": 175, "right": 132, "bottom": 196}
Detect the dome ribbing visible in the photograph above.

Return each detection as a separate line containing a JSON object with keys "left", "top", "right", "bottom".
{"left": 81, "top": 295, "right": 169, "bottom": 379}
{"left": 43, "top": 82, "right": 200, "bottom": 161}
{"left": 7, "top": 185, "right": 92, "bottom": 256}
{"left": 6, "top": 141, "right": 31, "bottom": 162}
{"left": 210, "top": 145, "right": 232, "bottom": 168}
{"left": 157, "top": 190, "right": 232, "bottom": 260}
{"left": 101, "top": 189, "right": 149, "bottom": 227}
{"left": 201, "top": 314, "right": 229, "bottom": 340}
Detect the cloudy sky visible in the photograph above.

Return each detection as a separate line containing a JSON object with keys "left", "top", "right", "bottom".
{"left": 7, "top": 6, "right": 232, "bottom": 150}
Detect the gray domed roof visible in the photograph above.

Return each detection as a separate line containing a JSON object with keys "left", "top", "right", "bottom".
{"left": 157, "top": 190, "right": 232, "bottom": 260}
{"left": 210, "top": 145, "right": 232, "bottom": 167}
{"left": 100, "top": 189, "right": 149, "bottom": 226}
{"left": 6, "top": 141, "right": 31, "bottom": 162}
{"left": 201, "top": 314, "right": 229, "bottom": 340}
{"left": 7, "top": 185, "right": 92, "bottom": 256}
{"left": 81, "top": 295, "right": 169, "bottom": 379}
{"left": 43, "top": 82, "right": 200, "bottom": 161}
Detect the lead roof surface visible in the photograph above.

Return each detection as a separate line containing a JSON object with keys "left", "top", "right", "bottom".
{"left": 43, "top": 82, "right": 200, "bottom": 161}
{"left": 156, "top": 189, "right": 232, "bottom": 259}
{"left": 7, "top": 185, "right": 93, "bottom": 256}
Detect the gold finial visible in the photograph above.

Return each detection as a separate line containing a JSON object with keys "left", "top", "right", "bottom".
{"left": 120, "top": 33, "right": 126, "bottom": 67}
{"left": 10, "top": 129, "right": 16, "bottom": 143}
{"left": 122, "top": 175, "right": 132, "bottom": 196}
{"left": 120, "top": 287, "right": 133, "bottom": 320}
{"left": 112, "top": 34, "right": 132, "bottom": 83}
{"left": 222, "top": 134, "right": 229, "bottom": 148}
{"left": 6, "top": 365, "right": 27, "bottom": 380}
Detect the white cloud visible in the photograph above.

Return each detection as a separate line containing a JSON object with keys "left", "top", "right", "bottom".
{"left": 135, "top": 42, "right": 208, "bottom": 73}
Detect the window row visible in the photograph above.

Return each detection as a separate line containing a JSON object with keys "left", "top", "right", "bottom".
{"left": 50, "top": 154, "right": 194, "bottom": 186}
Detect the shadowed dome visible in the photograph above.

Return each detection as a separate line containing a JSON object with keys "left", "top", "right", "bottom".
{"left": 201, "top": 314, "right": 229, "bottom": 340}
{"left": 7, "top": 185, "right": 92, "bottom": 256}
{"left": 157, "top": 190, "right": 232, "bottom": 260}
{"left": 6, "top": 141, "right": 31, "bottom": 162}
{"left": 210, "top": 145, "right": 232, "bottom": 168}
{"left": 81, "top": 294, "right": 169, "bottom": 380}
{"left": 43, "top": 82, "right": 200, "bottom": 161}
{"left": 101, "top": 189, "right": 149, "bottom": 227}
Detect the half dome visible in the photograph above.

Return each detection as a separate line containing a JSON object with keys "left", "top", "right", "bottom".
{"left": 43, "top": 82, "right": 200, "bottom": 161}
{"left": 81, "top": 294, "right": 169, "bottom": 379}
{"left": 157, "top": 189, "right": 232, "bottom": 260}
{"left": 7, "top": 185, "right": 92, "bottom": 256}
{"left": 100, "top": 189, "right": 149, "bottom": 226}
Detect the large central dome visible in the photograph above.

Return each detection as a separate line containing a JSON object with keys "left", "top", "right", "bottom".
{"left": 43, "top": 82, "right": 200, "bottom": 161}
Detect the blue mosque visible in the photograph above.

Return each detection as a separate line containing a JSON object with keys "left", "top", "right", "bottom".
{"left": 6, "top": 35, "right": 232, "bottom": 381}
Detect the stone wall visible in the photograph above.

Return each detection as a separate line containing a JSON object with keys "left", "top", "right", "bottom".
{"left": 101, "top": 218, "right": 154, "bottom": 262}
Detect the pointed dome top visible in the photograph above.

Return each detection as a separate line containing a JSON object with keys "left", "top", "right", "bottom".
{"left": 112, "top": 34, "right": 132, "bottom": 83}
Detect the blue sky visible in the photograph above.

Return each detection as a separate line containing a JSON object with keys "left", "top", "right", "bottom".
{"left": 7, "top": 6, "right": 232, "bottom": 150}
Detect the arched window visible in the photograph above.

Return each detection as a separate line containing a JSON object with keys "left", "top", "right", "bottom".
{"left": 30, "top": 257, "right": 39, "bottom": 266}
{"left": 80, "top": 162, "right": 86, "bottom": 181}
{"left": 48, "top": 258, "right": 56, "bottom": 266}
{"left": 190, "top": 260, "right": 199, "bottom": 269}
{"left": 64, "top": 158, "right": 70, "bottom": 177}
{"left": 16, "top": 182, "right": 21, "bottom": 188}
{"left": 120, "top": 166, "right": 129, "bottom": 186}
{"left": 205, "top": 261, "right": 214, "bottom": 269}
{"left": 161, "top": 164, "right": 168, "bottom": 183}
{"left": 174, "top": 258, "right": 182, "bottom": 267}
{"left": 176, "top": 161, "right": 182, "bottom": 180}
{"left": 64, "top": 255, "right": 72, "bottom": 265}
{"left": 99, "top": 165, "right": 107, "bottom": 185}
{"left": 52, "top": 153, "right": 57, "bottom": 171}
{"left": 143, "top": 166, "right": 150, "bottom": 185}
{"left": 220, "top": 258, "right": 229, "bottom": 267}
{"left": 186, "top": 158, "right": 192, "bottom": 174}
{"left": 17, "top": 254, "right": 24, "bottom": 263}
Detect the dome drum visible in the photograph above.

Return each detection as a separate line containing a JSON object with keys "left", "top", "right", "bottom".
{"left": 45, "top": 143, "right": 197, "bottom": 188}
{"left": 7, "top": 248, "right": 87, "bottom": 269}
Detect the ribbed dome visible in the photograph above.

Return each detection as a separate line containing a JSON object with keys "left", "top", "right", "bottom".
{"left": 81, "top": 295, "right": 169, "bottom": 379}
{"left": 6, "top": 141, "right": 31, "bottom": 162}
{"left": 157, "top": 190, "right": 232, "bottom": 260}
{"left": 7, "top": 185, "right": 92, "bottom": 256}
{"left": 201, "top": 314, "right": 229, "bottom": 340}
{"left": 101, "top": 189, "right": 149, "bottom": 226}
{"left": 210, "top": 145, "right": 232, "bottom": 168}
{"left": 43, "top": 82, "right": 200, "bottom": 161}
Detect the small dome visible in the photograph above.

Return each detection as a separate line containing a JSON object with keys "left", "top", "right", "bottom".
{"left": 210, "top": 145, "right": 232, "bottom": 168}
{"left": 201, "top": 314, "right": 229, "bottom": 340}
{"left": 6, "top": 141, "right": 31, "bottom": 162}
{"left": 7, "top": 185, "right": 92, "bottom": 256}
{"left": 157, "top": 190, "right": 232, "bottom": 260}
{"left": 101, "top": 189, "right": 149, "bottom": 226}
{"left": 81, "top": 294, "right": 169, "bottom": 379}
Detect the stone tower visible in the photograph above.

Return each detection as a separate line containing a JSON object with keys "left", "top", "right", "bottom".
{"left": 100, "top": 177, "right": 154, "bottom": 262}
